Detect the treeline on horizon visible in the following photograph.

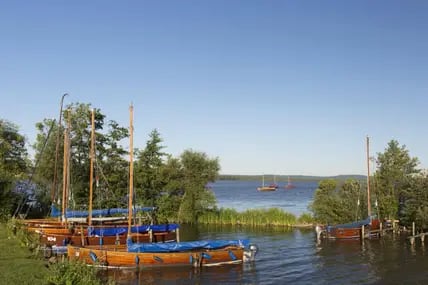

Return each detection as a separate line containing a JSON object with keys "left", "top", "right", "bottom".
{"left": 218, "top": 174, "right": 366, "bottom": 182}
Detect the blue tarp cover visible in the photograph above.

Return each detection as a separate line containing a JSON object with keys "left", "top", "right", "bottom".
{"left": 88, "top": 223, "right": 179, "bottom": 236}
{"left": 127, "top": 239, "right": 249, "bottom": 253}
{"left": 326, "top": 217, "right": 371, "bottom": 230}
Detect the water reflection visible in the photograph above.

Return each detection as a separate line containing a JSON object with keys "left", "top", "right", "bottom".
{"left": 105, "top": 262, "right": 258, "bottom": 285}
{"left": 315, "top": 234, "right": 428, "bottom": 284}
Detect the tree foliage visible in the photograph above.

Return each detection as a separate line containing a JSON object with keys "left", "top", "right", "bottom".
{"left": 310, "top": 179, "right": 366, "bottom": 224}
{"left": 177, "top": 150, "right": 219, "bottom": 223}
{"left": 399, "top": 175, "right": 428, "bottom": 229}
{"left": 375, "top": 140, "right": 420, "bottom": 220}
{"left": 310, "top": 139, "right": 427, "bottom": 228}
{"left": 134, "top": 129, "right": 167, "bottom": 208}
{"left": 32, "top": 103, "right": 129, "bottom": 212}
{"left": 29, "top": 102, "right": 220, "bottom": 223}
{"left": 0, "top": 119, "right": 28, "bottom": 217}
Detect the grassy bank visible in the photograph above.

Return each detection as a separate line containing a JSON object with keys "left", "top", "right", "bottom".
{"left": 199, "top": 208, "right": 314, "bottom": 227}
{"left": 0, "top": 220, "right": 106, "bottom": 285}
{"left": 0, "top": 221, "right": 48, "bottom": 284}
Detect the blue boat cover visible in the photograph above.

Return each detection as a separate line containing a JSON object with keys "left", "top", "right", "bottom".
{"left": 50, "top": 204, "right": 155, "bottom": 218}
{"left": 88, "top": 223, "right": 179, "bottom": 236}
{"left": 326, "top": 217, "right": 371, "bottom": 230}
{"left": 127, "top": 239, "right": 250, "bottom": 253}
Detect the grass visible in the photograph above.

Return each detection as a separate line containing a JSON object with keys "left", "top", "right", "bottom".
{"left": 0, "top": 221, "right": 48, "bottom": 285}
{"left": 0, "top": 219, "right": 108, "bottom": 285}
{"left": 199, "top": 207, "right": 315, "bottom": 227}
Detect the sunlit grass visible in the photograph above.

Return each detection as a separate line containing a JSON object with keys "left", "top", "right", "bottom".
{"left": 0, "top": 220, "right": 47, "bottom": 285}
{"left": 1, "top": 219, "right": 111, "bottom": 285}
{"left": 199, "top": 207, "right": 314, "bottom": 227}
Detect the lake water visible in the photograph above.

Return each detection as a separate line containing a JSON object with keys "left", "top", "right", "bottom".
{"left": 211, "top": 179, "right": 318, "bottom": 216}
{"left": 108, "top": 180, "right": 428, "bottom": 284}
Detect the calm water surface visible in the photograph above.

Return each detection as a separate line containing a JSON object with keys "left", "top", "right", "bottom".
{"left": 108, "top": 180, "right": 428, "bottom": 284}
{"left": 211, "top": 180, "right": 318, "bottom": 216}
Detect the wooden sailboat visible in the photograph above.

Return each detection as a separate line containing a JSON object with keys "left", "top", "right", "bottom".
{"left": 316, "top": 136, "right": 380, "bottom": 240}
{"left": 27, "top": 109, "right": 179, "bottom": 250}
{"left": 284, "top": 176, "right": 295, "bottom": 190}
{"left": 257, "top": 175, "right": 277, "bottom": 191}
{"left": 68, "top": 105, "right": 258, "bottom": 268}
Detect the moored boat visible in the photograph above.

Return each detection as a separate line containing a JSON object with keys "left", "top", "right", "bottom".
{"left": 67, "top": 105, "right": 258, "bottom": 268}
{"left": 257, "top": 175, "right": 277, "bottom": 191}
{"left": 68, "top": 239, "right": 258, "bottom": 268}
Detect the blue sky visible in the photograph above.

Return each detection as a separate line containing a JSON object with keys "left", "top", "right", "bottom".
{"left": 1, "top": 1, "right": 427, "bottom": 176}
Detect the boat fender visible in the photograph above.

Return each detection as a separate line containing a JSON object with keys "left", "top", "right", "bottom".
{"left": 228, "top": 250, "right": 237, "bottom": 261}
{"left": 153, "top": 256, "right": 163, "bottom": 263}
{"left": 189, "top": 255, "right": 194, "bottom": 264}
{"left": 99, "top": 237, "right": 104, "bottom": 246}
{"left": 202, "top": 252, "right": 212, "bottom": 260}
{"left": 135, "top": 256, "right": 139, "bottom": 265}
{"left": 89, "top": 251, "right": 98, "bottom": 262}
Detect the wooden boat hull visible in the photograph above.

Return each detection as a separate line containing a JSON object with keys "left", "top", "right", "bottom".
{"left": 257, "top": 187, "right": 276, "bottom": 191}
{"left": 67, "top": 245, "right": 245, "bottom": 268}
{"left": 318, "top": 219, "right": 381, "bottom": 240}
{"left": 326, "top": 227, "right": 361, "bottom": 239}
{"left": 39, "top": 231, "right": 178, "bottom": 247}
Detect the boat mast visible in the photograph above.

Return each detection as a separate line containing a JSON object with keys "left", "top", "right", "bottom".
{"left": 127, "top": 104, "right": 134, "bottom": 237}
{"left": 88, "top": 109, "right": 95, "bottom": 226}
{"left": 61, "top": 109, "right": 71, "bottom": 225}
{"left": 366, "top": 136, "right": 371, "bottom": 218}
{"left": 51, "top": 93, "right": 68, "bottom": 204}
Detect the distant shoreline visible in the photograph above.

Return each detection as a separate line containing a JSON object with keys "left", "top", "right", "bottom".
{"left": 218, "top": 174, "right": 366, "bottom": 182}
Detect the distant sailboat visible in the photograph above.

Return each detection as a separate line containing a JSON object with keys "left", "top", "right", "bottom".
{"left": 284, "top": 176, "right": 295, "bottom": 190}
{"left": 268, "top": 175, "right": 279, "bottom": 189}
{"left": 257, "top": 175, "right": 277, "bottom": 191}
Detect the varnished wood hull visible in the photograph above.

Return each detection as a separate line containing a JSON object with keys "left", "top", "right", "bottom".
{"left": 39, "top": 231, "right": 178, "bottom": 247}
{"left": 21, "top": 218, "right": 127, "bottom": 229}
{"left": 327, "top": 228, "right": 361, "bottom": 239}
{"left": 323, "top": 219, "right": 381, "bottom": 240}
{"left": 256, "top": 187, "right": 276, "bottom": 191}
{"left": 68, "top": 245, "right": 245, "bottom": 268}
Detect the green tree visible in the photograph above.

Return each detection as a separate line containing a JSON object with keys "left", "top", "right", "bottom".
{"left": 32, "top": 118, "right": 62, "bottom": 207}
{"left": 310, "top": 179, "right": 339, "bottom": 224}
{"left": 156, "top": 156, "right": 185, "bottom": 223}
{"left": 32, "top": 103, "right": 129, "bottom": 211}
{"left": 92, "top": 120, "right": 129, "bottom": 209}
{"left": 0, "top": 119, "right": 28, "bottom": 217}
{"left": 400, "top": 175, "right": 428, "bottom": 229}
{"left": 177, "top": 150, "right": 219, "bottom": 223}
{"left": 375, "top": 140, "right": 420, "bottom": 220}
{"left": 310, "top": 179, "right": 366, "bottom": 224}
{"left": 134, "top": 129, "right": 167, "bottom": 208}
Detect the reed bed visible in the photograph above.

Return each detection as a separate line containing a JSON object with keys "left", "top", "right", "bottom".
{"left": 199, "top": 207, "right": 313, "bottom": 227}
